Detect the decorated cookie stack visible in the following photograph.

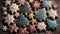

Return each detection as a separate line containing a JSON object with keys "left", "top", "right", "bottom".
{"left": 2, "top": 0, "right": 58, "bottom": 34}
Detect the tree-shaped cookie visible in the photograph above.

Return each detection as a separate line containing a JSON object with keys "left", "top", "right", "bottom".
{"left": 17, "top": 14, "right": 29, "bottom": 27}
{"left": 35, "top": 8, "right": 46, "bottom": 21}
{"left": 41, "top": 1, "right": 52, "bottom": 10}
{"left": 46, "top": 19, "right": 57, "bottom": 30}
{"left": 20, "top": 1, "right": 32, "bottom": 13}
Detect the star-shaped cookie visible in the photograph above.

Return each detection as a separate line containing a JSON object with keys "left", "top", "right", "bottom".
{"left": 5, "top": 0, "right": 11, "bottom": 6}
{"left": 4, "top": 14, "right": 15, "bottom": 25}
{"left": 18, "top": 0, "right": 25, "bottom": 6}
{"left": 27, "top": 12, "right": 34, "bottom": 19}
{"left": 37, "top": 22, "right": 47, "bottom": 31}
{"left": 9, "top": 3, "right": 19, "bottom": 13}
{"left": 14, "top": 12, "right": 20, "bottom": 18}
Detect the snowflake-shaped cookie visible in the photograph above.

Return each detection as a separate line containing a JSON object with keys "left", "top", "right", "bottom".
{"left": 4, "top": 14, "right": 15, "bottom": 25}
{"left": 47, "top": 9, "right": 58, "bottom": 19}
{"left": 5, "top": 0, "right": 11, "bottom": 6}
{"left": 9, "top": 3, "right": 19, "bottom": 13}
{"left": 37, "top": 22, "right": 47, "bottom": 31}
{"left": 2, "top": 26, "right": 8, "bottom": 31}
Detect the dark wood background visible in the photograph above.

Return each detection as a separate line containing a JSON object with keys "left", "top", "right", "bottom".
{"left": 0, "top": 0, "right": 60, "bottom": 34}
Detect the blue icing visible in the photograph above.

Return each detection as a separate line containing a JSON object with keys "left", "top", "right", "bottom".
{"left": 21, "top": 2, "right": 31, "bottom": 13}
{"left": 35, "top": 8, "right": 46, "bottom": 21}
{"left": 47, "top": 19, "right": 57, "bottom": 29}
{"left": 41, "top": 1, "right": 50, "bottom": 9}
{"left": 17, "top": 14, "right": 29, "bottom": 26}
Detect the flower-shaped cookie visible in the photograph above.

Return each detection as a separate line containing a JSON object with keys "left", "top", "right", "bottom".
{"left": 4, "top": 14, "right": 15, "bottom": 25}
{"left": 9, "top": 3, "right": 19, "bottom": 13}
{"left": 37, "top": 22, "right": 47, "bottom": 31}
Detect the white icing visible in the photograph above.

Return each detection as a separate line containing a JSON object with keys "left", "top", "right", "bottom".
{"left": 2, "top": 26, "right": 8, "bottom": 31}
{"left": 47, "top": 9, "right": 58, "bottom": 19}
{"left": 14, "top": 12, "right": 20, "bottom": 18}
{"left": 37, "top": 22, "right": 46, "bottom": 31}
{"left": 5, "top": 0, "right": 11, "bottom": 6}
{"left": 4, "top": 14, "right": 15, "bottom": 25}
{"left": 9, "top": 3, "right": 19, "bottom": 13}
